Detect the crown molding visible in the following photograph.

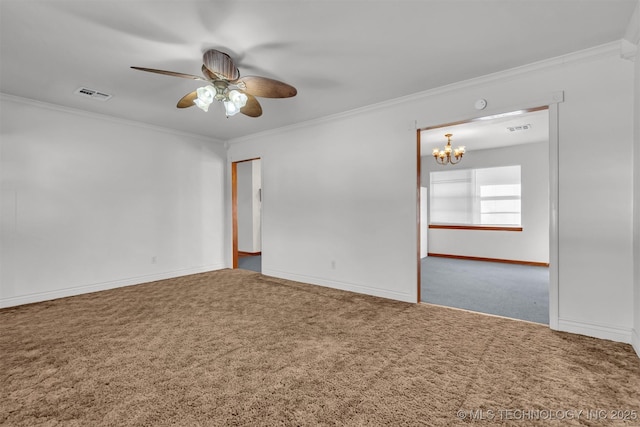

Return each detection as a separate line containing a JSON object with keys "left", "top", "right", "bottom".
{"left": 621, "top": 0, "right": 639, "bottom": 61}
{"left": 2, "top": 38, "right": 623, "bottom": 149}
{"left": 621, "top": 39, "right": 638, "bottom": 61}
{"left": 227, "top": 41, "right": 624, "bottom": 146}
{"left": 0, "top": 93, "right": 225, "bottom": 145}
{"left": 624, "top": 0, "right": 640, "bottom": 45}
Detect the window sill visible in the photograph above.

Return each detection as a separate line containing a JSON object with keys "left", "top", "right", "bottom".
{"left": 428, "top": 225, "right": 523, "bottom": 232}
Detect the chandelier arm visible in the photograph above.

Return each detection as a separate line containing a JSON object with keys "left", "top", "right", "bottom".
{"left": 432, "top": 133, "right": 464, "bottom": 166}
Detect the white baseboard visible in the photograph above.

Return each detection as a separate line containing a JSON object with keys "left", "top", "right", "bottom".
{"left": 261, "top": 268, "right": 416, "bottom": 303}
{"left": 632, "top": 328, "right": 640, "bottom": 358}
{"left": 558, "top": 318, "right": 633, "bottom": 344}
{"left": 0, "top": 264, "right": 226, "bottom": 308}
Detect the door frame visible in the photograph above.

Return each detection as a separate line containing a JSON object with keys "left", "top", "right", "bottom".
{"left": 231, "top": 157, "right": 261, "bottom": 269}
{"left": 416, "top": 103, "right": 560, "bottom": 329}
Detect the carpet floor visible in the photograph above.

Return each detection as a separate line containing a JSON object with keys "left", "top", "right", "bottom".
{"left": 1, "top": 269, "right": 638, "bottom": 426}
{"left": 421, "top": 256, "right": 549, "bottom": 324}
{"left": 242, "top": 255, "right": 549, "bottom": 324}
{"left": 237, "top": 255, "right": 261, "bottom": 273}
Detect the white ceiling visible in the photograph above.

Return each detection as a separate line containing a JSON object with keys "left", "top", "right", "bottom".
{"left": 421, "top": 108, "right": 549, "bottom": 155}
{"left": 0, "top": 1, "right": 636, "bottom": 142}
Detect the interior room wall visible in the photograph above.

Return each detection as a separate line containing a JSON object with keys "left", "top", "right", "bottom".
{"left": 252, "top": 159, "right": 262, "bottom": 252}
{"left": 237, "top": 159, "right": 262, "bottom": 253}
{"left": 421, "top": 142, "right": 549, "bottom": 264}
{"left": 228, "top": 43, "right": 635, "bottom": 343}
{"left": 419, "top": 187, "right": 428, "bottom": 258}
{"left": 229, "top": 110, "right": 419, "bottom": 303}
{"left": 628, "top": 0, "right": 640, "bottom": 356}
{"left": 634, "top": 48, "right": 640, "bottom": 355}
{"left": 0, "top": 95, "right": 227, "bottom": 308}
{"left": 237, "top": 161, "right": 254, "bottom": 252}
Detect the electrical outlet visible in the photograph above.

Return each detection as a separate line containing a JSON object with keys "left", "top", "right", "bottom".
{"left": 151, "top": 256, "right": 157, "bottom": 264}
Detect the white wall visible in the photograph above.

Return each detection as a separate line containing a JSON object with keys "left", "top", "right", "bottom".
{"left": 252, "top": 160, "right": 262, "bottom": 252}
{"left": 229, "top": 111, "right": 418, "bottom": 303}
{"left": 634, "top": 48, "right": 640, "bottom": 355}
{"left": 628, "top": 1, "right": 640, "bottom": 356}
{"left": 228, "top": 43, "right": 635, "bottom": 344}
{"left": 420, "top": 187, "right": 428, "bottom": 258}
{"left": 421, "top": 142, "right": 549, "bottom": 264}
{"left": 0, "top": 95, "right": 227, "bottom": 307}
{"left": 237, "top": 161, "right": 253, "bottom": 251}
{"left": 237, "top": 159, "right": 262, "bottom": 253}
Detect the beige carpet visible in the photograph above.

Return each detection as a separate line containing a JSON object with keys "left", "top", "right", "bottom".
{"left": 1, "top": 269, "right": 639, "bottom": 426}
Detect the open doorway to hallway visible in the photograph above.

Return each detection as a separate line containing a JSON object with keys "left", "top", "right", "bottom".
{"left": 418, "top": 108, "right": 550, "bottom": 324}
{"left": 232, "top": 158, "right": 262, "bottom": 273}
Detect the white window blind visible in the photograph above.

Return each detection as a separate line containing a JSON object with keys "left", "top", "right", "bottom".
{"left": 430, "top": 165, "right": 521, "bottom": 226}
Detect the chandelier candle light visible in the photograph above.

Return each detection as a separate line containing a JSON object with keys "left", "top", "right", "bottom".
{"left": 433, "top": 133, "right": 465, "bottom": 165}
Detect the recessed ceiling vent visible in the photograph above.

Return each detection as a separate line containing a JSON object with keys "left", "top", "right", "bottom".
{"left": 74, "top": 87, "right": 112, "bottom": 101}
{"left": 506, "top": 124, "right": 531, "bottom": 132}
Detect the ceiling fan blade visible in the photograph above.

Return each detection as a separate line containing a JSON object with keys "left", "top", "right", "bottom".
{"left": 202, "top": 49, "right": 240, "bottom": 81}
{"left": 177, "top": 91, "right": 197, "bottom": 108}
{"left": 201, "top": 64, "right": 217, "bottom": 81}
{"left": 241, "top": 94, "right": 262, "bottom": 117}
{"left": 131, "top": 66, "right": 206, "bottom": 81}
{"left": 235, "top": 76, "right": 297, "bottom": 98}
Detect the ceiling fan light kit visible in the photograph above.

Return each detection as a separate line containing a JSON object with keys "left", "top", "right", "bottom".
{"left": 193, "top": 84, "right": 248, "bottom": 116}
{"left": 223, "top": 90, "right": 249, "bottom": 116}
{"left": 193, "top": 86, "right": 215, "bottom": 112}
{"left": 131, "top": 49, "right": 297, "bottom": 118}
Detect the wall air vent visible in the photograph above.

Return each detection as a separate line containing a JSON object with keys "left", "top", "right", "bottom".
{"left": 506, "top": 124, "right": 531, "bottom": 132}
{"left": 74, "top": 87, "right": 112, "bottom": 101}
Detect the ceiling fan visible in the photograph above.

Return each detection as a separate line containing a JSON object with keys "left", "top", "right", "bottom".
{"left": 131, "top": 49, "right": 297, "bottom": 118}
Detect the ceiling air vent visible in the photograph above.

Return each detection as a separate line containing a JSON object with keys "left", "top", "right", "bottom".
{"left": 74, "top": 87, "right": 112, "bottom": 101}
{"left": 506, "top": 124, "right": 531, "bottom": 132}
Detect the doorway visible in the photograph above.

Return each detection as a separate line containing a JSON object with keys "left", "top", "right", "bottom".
{"left": 418, "top": 107, "right": 551, "bottom": 324}
{"left": 232, "top": 158, "right": 262, "bottom": 272}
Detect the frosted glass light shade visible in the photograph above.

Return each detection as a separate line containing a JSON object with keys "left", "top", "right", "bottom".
{"left": 224, "top": 90, "right": 248, "bottom": 116}
{"left": 224, "top": 100, "right": 240, "bottom": 116}
{"left": 228, "top": 90, "right": 248, "bottom": 108}
{"left": 194, "top": 85, "right": 216, "bottom": 111}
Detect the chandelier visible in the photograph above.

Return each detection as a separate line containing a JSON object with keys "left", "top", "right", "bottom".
{"left": 432, "top": 133, "right": 465, "bottom": 165}
{"left": 193, "top": 81, "right": 248, "bottom": 117}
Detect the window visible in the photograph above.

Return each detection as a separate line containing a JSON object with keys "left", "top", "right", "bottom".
{"left": 430, "top": 165, "right": 521, "bottom": 227}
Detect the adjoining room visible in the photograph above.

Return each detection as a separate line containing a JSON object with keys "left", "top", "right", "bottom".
{"left": 420, "top": 109, "right": 550, "bottom": 324}
{"left": 234, "top": 158, "right": 263, "bottom": 273}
